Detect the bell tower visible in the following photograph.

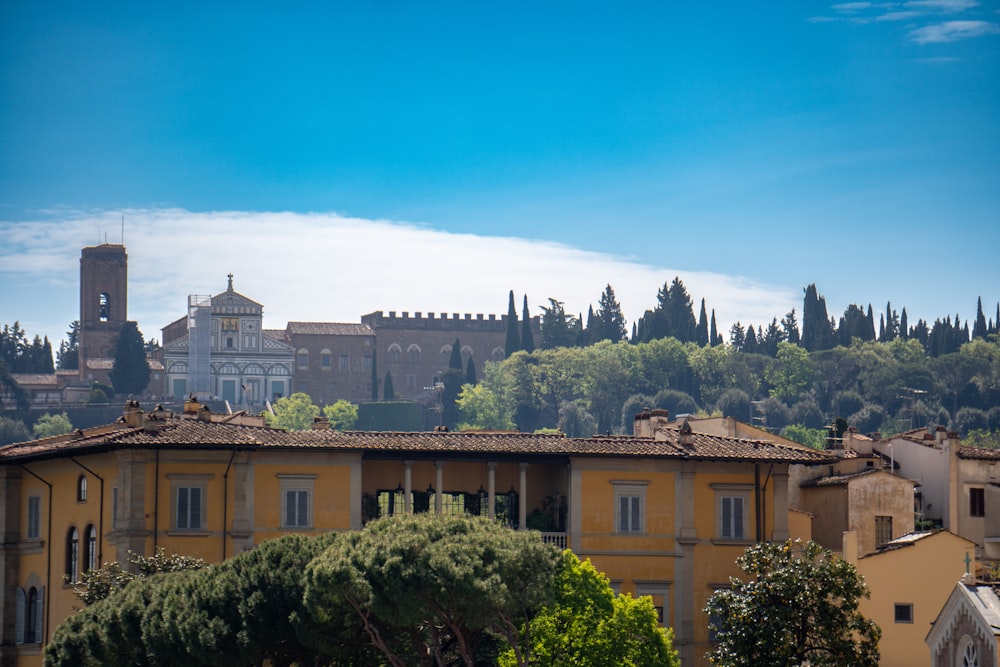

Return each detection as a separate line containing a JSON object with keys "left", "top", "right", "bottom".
{"left": 79, "top": 244, "right": 128, "bottom": 376}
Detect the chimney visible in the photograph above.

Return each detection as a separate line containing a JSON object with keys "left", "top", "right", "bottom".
{"left": 312, "top": 416, "right": 331, "bottom": 430}
{"left": 184, "top": 395, "right": 201, "bottom": 415}
{"left": 197, "top": 405, "right": 212, "bottom": 423}
{"left": 678, "top": 419, "right": 694, "bottom": 448}
{"left": 142, "top": 412, "right": 164, "bottom": 434}
{"left": 123, "top": 400, "right": 143, "bottom": 428}
{"left": 634, "top": 410, "right": 652, "bottom": 438}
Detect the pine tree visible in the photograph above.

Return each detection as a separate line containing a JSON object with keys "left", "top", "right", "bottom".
{"left": 539, "top": 299, "right": 578, "bottom": 350}
{"left": 57, "top": 320, "right": 80, "bottom": 370}
{"left": 729, "top": 322, "right": 746, "bottom": 351}
{"left": 781, "top": 309, "right": 800, "bottom": 345}
{"left": 595, "top": 284, "right": 627, "bottom": 343}
{"left": 109, "top": 321, "right": 150, "bottom": 396}
{"left": 520, "top": 295, "right": 535, "bottom": 352}
{"left": 696, "top": 299, "right": 709, "bottom": 347}
{"left": 504, "top": 291, "right": 520, "bottom": 358}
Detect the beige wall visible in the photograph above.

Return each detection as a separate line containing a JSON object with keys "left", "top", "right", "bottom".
{"left": 854, "top": 531, "right": 975, "bottom": 667}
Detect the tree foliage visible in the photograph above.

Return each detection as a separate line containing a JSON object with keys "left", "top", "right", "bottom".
{"left": 265, "top": 392, "right": 321, "bottom": 431}
{"left": 32, "top": 412, "right": 73, "bottom": 439}
{"left": 706, "top": 539, "right": 880, "bottom": 667}
{"left": 500, "top": 551, "right": 678, "bottom": 667}
{"left": 71, "top": 547, "right": 207, "bottom": 607}
{"left": 304, "top": 513, "right": 562, "bottom": 667}
{"left": 109, "top": 321, "right": 150, "bottom": 396}
{"left": 322, "top": 399, "right": 358, "bottom": 431}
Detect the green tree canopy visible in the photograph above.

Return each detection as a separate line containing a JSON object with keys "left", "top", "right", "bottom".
{"left": 706, "top": 539, "right": 880, "bottom": 667}
{"left": 323, "top": 399, "right": 359, "bottom": 430}
{"left": 265, "top": 392, "right": 321, "bottom": 431}
{"left": 109, "top": 321, "right": 150, "bottom": 396}
{"left": 501, "top": 551, "right": 678, "bottom": 667}
{"left": 304, "top": 513, "right": 561, "bottom": 667}
{"left": 32, "top": 412, "right": 73, "bottom": 439}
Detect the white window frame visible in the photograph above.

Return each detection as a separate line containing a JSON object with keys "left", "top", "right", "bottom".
{"left": 279, "top": 474, "right": 316, "bottom": 530}
{"left": 168, "top": 474, "right": 212, "bottom": 532}
{"left": 26, "top": 495, "right": 41, "bottom": 540}
{"left": 713, "top": 484, "right": 752, "bottom": 542}
{"left": 612, "top": 480, "right": 648, "bottom": 534}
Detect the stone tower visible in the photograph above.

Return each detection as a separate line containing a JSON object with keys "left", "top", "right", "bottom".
{"left": 79, "top": 244, "right": 128, "bottom": 376}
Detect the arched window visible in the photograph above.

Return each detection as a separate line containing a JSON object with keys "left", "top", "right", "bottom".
{"left": 77, "top": 475, "right": 87, "bottom": 502}
{"left": 66, "top": 527, "right": 79, "bottom": 582}
{"left": 296, "top": 348, "right": 309, "bottom": 369}
{"left": 407, "top": 344, "right": 421, "bottom": 365}
{"left": 388, "top": 343, "right": 401, "bottom": 364}
{"left": 320, "top": 348, "right": 332, "bottom": 369}
{"left": 440, "top": 345, "right": 452, "bottom": 366}
{"left": 492, "top": 347, "right": 505, "bottom": 362}
{"left": 461, "top": 345, "right": 474, "bottom": 366}
{"left": 85, "top": 524, "right": 98, "bottom": 572}
{"left": 962, "top": 638, "right": 979, "bottom": 667}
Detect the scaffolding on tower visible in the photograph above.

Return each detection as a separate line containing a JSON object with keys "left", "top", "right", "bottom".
{"left": 187, "top": 295, "right": 212, "bottom": 398}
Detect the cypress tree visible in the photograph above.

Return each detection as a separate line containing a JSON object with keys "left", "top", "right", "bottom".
{"left": 710, "top": 310, "right": 722, "bottom": 347}
{"left": 520, "top": 295, "right": 535, "bottom": 352}
{"left": 801, "top": 284, "right": 834, "bottom": 352}
{"left": 465, "top": 356, "right": 476, "bottom": 385}
{"left": 383, "top": 371, "right": 394, "bottom": 400}
{"left": 696, "top": 299, "right": 709, "bottom": 347}
{"left": 743, "top": 325, "right": 759, "bottom": 354}
{"left": 109, "top": 321, "right": 150, "bottom": 396}
{"left": 899, "top": 308, "right": 909, "bottom": 339}
{"left": 504, "top": 291, "right": 520, "bottom": 358}
{"left": 973, "top": 297, "right": 988, "bottom": 340}
{"left": 449, "top": 338, "right": 463, "bottom": 370}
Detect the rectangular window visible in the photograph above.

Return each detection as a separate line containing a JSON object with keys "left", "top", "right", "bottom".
{"left": 721, "top": 496, "right": 745, "bottom": 540}
{"left": 225, "top": 336, "right": 234, "bottom": 349}
{"left": 279, "top": 474, "right": 315, "bottom": 529}
{"left": 284, "top": 489, "right": 310, "bottom": 528}
{"left": 363, "top": 355, "right": 372, "bottom": 370}
{"left": 875, "top": 515, "right": 893, "bottom": 547}
{"left": 321, "top": 353, "right": 332, "bottom": 369}
{"left": 340, "top": 354, "right": 350, "bottom": 369}
{"left": 612, "top": 481, "right": 648, "bottom": 534}
{"left": 971, "top": 487, "right": 985, "bottom": 517}
{"left": 894, "top": 603, "right": 913, "bottom": 623}
{"left": 26, "top": 495, "right": 40, "bottom": 539}
{"left": 176, "top": 486, "right": 203, "bottom": 530}
{"left": 378, "top": 489, "right": 407, "bottom": 517}
{"left": 619, "top": 495, "right": 641, "bottom": 533}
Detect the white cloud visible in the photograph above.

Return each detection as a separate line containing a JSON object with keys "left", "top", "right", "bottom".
{"left": 908, "top": 19, "right": 1000, "bottom": 42}
{"left": 904, "top": 0, "right": 979, "bottom": 12}
{"left": 0, "top": 209, "right": 798, "bottom": 347}
{"left": 833, "top": 2, "right": 875, "bottom": 11}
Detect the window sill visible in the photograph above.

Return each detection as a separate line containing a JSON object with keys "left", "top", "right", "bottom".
{"left": 19, "top": 539, "right": 45, "bottom": 555}
{"left": 712, "top": 538, "right": 753, "bottom": 546}
{"left": 165, "top": 530, "right": 211, "bottom": 537}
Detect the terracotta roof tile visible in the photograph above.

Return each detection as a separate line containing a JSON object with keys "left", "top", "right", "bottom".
{"left": 287, "top": 322, "right": 374, "bottom": 336}
{"left": 0, "top": 416, "right": 837, "bottom": 464}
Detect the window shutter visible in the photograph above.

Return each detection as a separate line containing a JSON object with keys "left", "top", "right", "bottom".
{"left": 285, "top": 490, "right": 295, "bottom": 527}
{"left": 733, "top": 497, "right": 744, "bottom": 539}
{"left": 630, "top": 496, "right": 640, "bottom": 532}
{"left": 35, "top": 586, "right": 44, "bottom": 644}
{"left": 15, "top": 588, "right": 25, "bottom": 644}
{"left": 177, "top": 488, "right": 189, "bottom": 529}
{"left": 298, "top": 490, "right": 308, "bottom": 526}
{"left": 722, "top": 498, "right": 732, "bottom": 538}
{"left": 190, "top": 487, "right": 202, "bottom": 530}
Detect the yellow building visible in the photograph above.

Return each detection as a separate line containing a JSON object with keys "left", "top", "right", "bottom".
{"left": 0, "top": 405, "right": 833, "bottom": 667}
{"left": 846, "top": 530, "right": 976, "bottom": 667}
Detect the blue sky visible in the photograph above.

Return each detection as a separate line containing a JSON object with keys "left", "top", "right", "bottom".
{"left": 1, "top": 1, "right": 998, "bottom": 348}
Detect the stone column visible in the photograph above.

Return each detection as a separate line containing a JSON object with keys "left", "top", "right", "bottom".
{"left": 518, "top": 463, "right": 528, "bottom": 529}
{"left": 404, "top": 460, "right": 413, "bottom": 513}
{"left": 435, "top": 461, "right": 444, "bottom": 515}
{"left": 488, "top": 462, "right": 497, "bottom": 521}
